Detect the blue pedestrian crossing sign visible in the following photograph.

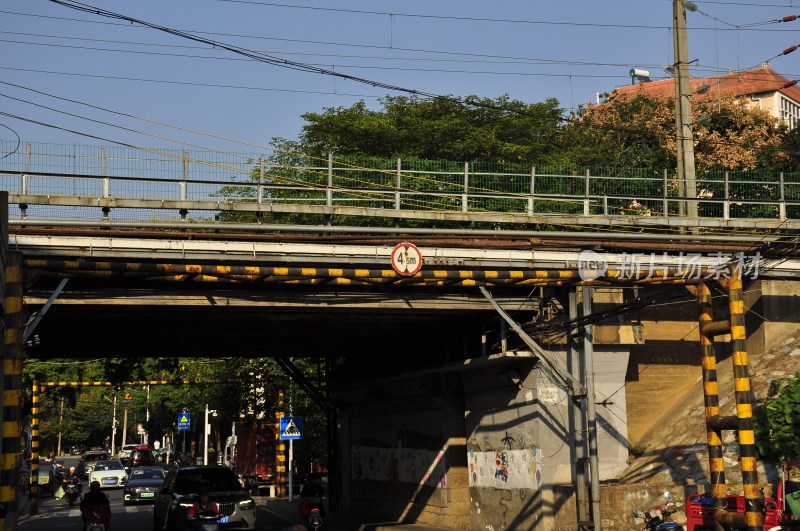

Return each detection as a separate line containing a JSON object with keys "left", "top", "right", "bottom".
{"left": 177, "top": 411, "right": 191, "bottom": 432}
{"left": 279, "top": 416, "right": 303, "bottom": 440}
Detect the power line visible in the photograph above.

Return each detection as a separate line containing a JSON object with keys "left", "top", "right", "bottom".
{"left": 0, "top": 29, "right": 672, "bottom": 70}
{"left": 211, "top": 0, "right": 799, "bottom": 32}
{"left": 0, "top": 38, "right": 641, "bottom": 79}
{"left": 6, "top": 5, "right": 800, "bottom": 34}
{"left": 0, "top": 65, "right": 380, "bottom": 98}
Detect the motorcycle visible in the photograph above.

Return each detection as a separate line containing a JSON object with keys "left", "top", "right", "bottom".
{"left": 308, "top": 506, "right": 324, "bottom": 530}
{"left": 191, "top": 510, "right": 229, "bottom": 531}
{"left": 83, "top": 510, "right": 107, "bottom": 531}
{"left": 63, "top": 480, "right": 81, "bottom": 507}
{"left": 632, "top": 492, "right": 684, "bottom": 531}
{"left": 82, "top": 503, "right": 110, "bottom": 531}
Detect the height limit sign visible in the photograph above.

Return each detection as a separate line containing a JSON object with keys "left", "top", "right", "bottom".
{"left": 391, "top": 242, "right": 423, "bottom": 276}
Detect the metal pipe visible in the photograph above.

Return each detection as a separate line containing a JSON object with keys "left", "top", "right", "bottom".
{"left": 29, "top": 380, "right": 40, "bottom": 516}
{"left": 8, "top": 218, "right": 780, "bottom": 242}
{"left": 582, "top": 286, "right": 602, "bottom": 530}
{"left": 567, "top": 289, "right": 590, "bottom": 526}
{"left": 0, "top": 252, "right": 24, "bottom": 531}
{"left": 700, "top": 320, "right": 731, "bottom": 338}
{"left": 696, "top": 281, "right": 727, "bottom": 530}
{"left": 727, "top": 264, "right": 762, "bottom": 530}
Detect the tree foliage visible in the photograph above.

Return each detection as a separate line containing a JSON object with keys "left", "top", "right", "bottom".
{"left": 300, "top": 95, "right": 564, "bottom": 162}
{"left": 563, "top": 92, "right": 787, "bottom": 171}
{"left": 755, "top": 374, "right": 800, "bottom": 461}
{"left": 23, "top": 356, "right": 332, "bottom": 472}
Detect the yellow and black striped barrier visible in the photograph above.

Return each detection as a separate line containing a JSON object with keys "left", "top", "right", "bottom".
{"left": 728, "top": 265, "right": 762, "bottom": 531}
{"left": 23, "top": 259, "right": 713, "bottom": 288}
{"left": 692, "top": 265, "right": 762, "bottom": 530}
{"left": 1, "top": 253, "right": 23, "bottom": 531}
{"left": 29, "top": 381, "right": 40, "bottom": 516}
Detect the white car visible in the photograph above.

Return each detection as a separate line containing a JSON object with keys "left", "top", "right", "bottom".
{"left": 88, "top": 460, "right": 128, "bottom": 489}
{"left": 118, "top": 444, "right": 137, "bottom": 460}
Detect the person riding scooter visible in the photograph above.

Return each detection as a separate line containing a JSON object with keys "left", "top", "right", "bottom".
{"left": 80, "top": 481, "right": 111, "bottom": 530}
{"left": 299, "top": 473, "right": 325, "bottom": 529}
{"left": 186, "top": 489, "right": 220, "bottom": 528}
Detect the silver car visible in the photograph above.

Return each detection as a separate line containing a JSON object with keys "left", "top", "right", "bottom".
{"left": 152, "top": 465, "right": 256, "bottom": 530}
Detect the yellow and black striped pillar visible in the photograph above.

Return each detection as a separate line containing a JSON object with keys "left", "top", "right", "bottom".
{"left": 1, "top": 252, "right": 23, "bottom": 531}
{"left": 29, "top": 381, "right": 40, "bottom": 516}
{"left": 728, "top": 264, "right": 762, "bottom": 531}
{"left": 698, "top": 281, "right": 727, "bottom": 509}
{"left": 275, "top": 389, "right": 286, "bottom": 497}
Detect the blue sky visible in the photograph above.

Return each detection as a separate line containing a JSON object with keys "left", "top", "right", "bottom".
{"left": 2, "top": 0, "right": 799, "bottom": 154}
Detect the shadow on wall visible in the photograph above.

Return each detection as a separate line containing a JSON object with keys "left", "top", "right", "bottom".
{"left": 621, "top": 443, "right": 711, "bottom": 485}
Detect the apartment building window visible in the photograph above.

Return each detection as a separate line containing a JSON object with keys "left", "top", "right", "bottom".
{"left": 781, "top": 96, "right": 800, "bottom": 129}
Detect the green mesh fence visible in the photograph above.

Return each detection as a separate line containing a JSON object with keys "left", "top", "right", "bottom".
{"left": 1, "top": 140, "right": 799, "bottom": 221}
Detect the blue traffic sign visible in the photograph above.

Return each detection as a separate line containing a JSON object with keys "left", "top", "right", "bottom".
{"left": 279, "top": 416, "right": 303, "bottom": 440}
{"left": 177, "top": 411, "right": 191, "bottom": 432}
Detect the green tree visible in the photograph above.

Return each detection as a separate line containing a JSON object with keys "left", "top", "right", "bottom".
{"left": 299, "top": 94, "right": 564, "bottom": 162}
{"left": 755, "top": 373, "right": 800, "bottom": 460}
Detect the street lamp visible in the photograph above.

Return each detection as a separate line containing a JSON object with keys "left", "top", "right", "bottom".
{"left": 204, "top": 405, "right": 218, "bottom": 465}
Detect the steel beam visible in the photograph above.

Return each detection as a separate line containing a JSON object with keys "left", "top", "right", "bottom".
{"left": 23, "top": 279, "right": 67, "bottom": 344}
{"left": 479, "top": 287, "right": 582, "bottom": 392}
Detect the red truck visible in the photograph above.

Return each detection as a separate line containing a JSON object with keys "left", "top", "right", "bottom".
{"left": 686, "top": 462, "right": 800, "bottom": 530}
{"left": 223, "top": 421, "right": 276, "bottom": 495}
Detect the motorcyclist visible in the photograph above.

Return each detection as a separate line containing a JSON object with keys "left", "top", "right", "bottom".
{"left": 62, "top": 466, "right": 82, "bottom": 494}
{"left": 186, "top": 489, "right": 220, "bottom": 528}
{"left": 80, "top": 481, "right": 111, "bottom": 529}
{"left": 299, "top": 473, "right": 325, "bottom": 527}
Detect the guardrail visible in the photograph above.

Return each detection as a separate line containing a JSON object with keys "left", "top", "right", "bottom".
{"left": 1, "top": 141, "right": 800, "bottom": 227}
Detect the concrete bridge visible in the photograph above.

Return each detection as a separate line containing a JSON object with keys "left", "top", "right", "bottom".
{"left": 2, "top": 143, "right": 800, "bottom": 530}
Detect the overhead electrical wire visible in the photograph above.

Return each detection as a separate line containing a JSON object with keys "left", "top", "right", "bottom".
{"left": 0, "top": 38, "right": 635, "bottom": 79}
{"left": 210, "top": 0, "right": 798, "bottom": 31}
{"left": 0, "top": 65, "right": 379, "bottom": 98}
{"left": 42, "top": 0, "right": 800, "bottom": 161}
{"left": 0, "top": 29, "right": 672, "bottom": 70}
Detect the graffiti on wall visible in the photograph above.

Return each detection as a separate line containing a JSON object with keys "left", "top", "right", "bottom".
{"left": 351, "top": 445, "right": 447, "bottom": 489}
{"left": 468, "top": 447, "right": 542, "bottom": 490}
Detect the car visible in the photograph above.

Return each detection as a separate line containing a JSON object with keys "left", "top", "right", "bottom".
{"left": 88, "top": 460, "right": 127, "bottom": 489}
{"left": 123, "top": 466, "right": 166, "bottom": 505}
{"left": 77, "top": 451, "right": 109, "bottom": 480}
{"left": 153, "top": 465, "right": 256, "bottom": 531}
{"left": 118, "top": 444, "right": 138, "bottom": 460}
{"left": 130, "top": 446, "right": 156, "bottom": 469}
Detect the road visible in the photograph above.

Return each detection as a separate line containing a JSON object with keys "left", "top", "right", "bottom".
{"left": 19, "top": 459, "right": 301, "bottom": 531}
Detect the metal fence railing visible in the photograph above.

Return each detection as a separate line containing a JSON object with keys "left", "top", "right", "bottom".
{"left": 2, "top": 140, "right": 800, "bottom": 225}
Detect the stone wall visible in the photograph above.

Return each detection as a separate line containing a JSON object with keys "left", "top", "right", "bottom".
{"left": 342, "top": 378, "right": 471, "bottom": 530}
{"left": 553, "top": 484, "right": 696, "bottom": 530}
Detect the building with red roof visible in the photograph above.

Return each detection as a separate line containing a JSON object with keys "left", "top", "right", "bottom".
{"left": 610, "top": 66, "right": 800, "bottom": 128}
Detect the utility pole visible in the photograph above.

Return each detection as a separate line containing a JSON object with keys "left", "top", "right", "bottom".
{"left": 56, "top": 396, "right": 64, "bottom": 457}
{"left": 673, "top": 0, "right": 699, "bottom": 218}
{"left": 145, "top": 385, "right": 150, "bottom": 446}
{"left": 111, "top": 394, "right": 117, "bottom": 456}
{"left": 122, "top": 408, "right": 128, "bottom": 448}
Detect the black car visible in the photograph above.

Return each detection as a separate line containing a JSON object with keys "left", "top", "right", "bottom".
{"left": 124, "top": 466, "right": 166, "bottom": 505}
{"left": 77, "top": 450, "right": 109, "bottom": 480}
{"left": 153, "top": 465, "right": 256, "bottom": 530}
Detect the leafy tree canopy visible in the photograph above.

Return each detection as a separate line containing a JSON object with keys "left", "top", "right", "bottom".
{"left": 299, "top": 95, "right": 564, "bottom": 162}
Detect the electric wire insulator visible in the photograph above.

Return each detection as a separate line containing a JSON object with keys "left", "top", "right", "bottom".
{"left": 783, "top": 45, "right": 798, "bottom": 55}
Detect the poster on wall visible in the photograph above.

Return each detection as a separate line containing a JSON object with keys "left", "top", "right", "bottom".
{"left": 351, "top": 445, "right": 447, "bottom": 489}
{"left": 468, "top": 447, "right": 542, "bottom": 490}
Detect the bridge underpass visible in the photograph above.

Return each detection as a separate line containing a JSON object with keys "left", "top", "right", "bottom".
{"left": 5, "top": 161, "right": 800, "bottom": 529}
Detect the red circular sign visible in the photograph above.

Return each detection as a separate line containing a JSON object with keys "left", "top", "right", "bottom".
{"left": 391, "top": 242, "right": 423, "bottom": 276}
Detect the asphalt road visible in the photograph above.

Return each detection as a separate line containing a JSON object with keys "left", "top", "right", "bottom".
{"left": 19, "top": 458, "right": 300, "bottom": 531}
